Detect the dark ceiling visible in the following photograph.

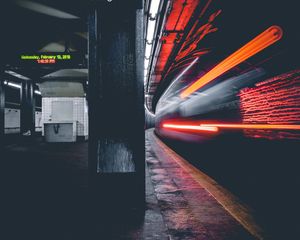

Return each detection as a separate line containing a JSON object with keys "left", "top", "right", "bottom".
{"left": 1, "top": 0, "right": 87, "bottom": 55}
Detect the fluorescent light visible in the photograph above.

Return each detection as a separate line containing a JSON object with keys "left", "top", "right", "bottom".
{"left": 144, "top": 0, "right": 161, "bottom": 81}
{"left": 5, "top": 70, "right": 30, "bottom": 80}
{"left": 16, "top": 0, "right": 79, "bottom": 19}
{"left": 144, "top": 59, "right": 150, "bottom": 69}
{"left": 8, "top": 82, "right": 21, "bottom": 89}
{"left": 5, "top": 80, "right": 41, "bottom": 94}
{"left": 146, "top": 19, "right": 157, "bottom": 43}
{"left": 145, "top": 43, "right": 152, "bottom": 59}
{"left": 149, "top": 0, "right": 161, "bottom": 18}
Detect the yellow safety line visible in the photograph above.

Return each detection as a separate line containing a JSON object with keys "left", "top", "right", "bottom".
{"left": 152, "top": 132, "right": 265, "bottom": 240}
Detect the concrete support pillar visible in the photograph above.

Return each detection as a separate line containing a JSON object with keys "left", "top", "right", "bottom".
{"left": 20, "top": 81, "right": 35, "bottom": 136}
{"left": 0, "top": 70, "right": 5, "bottom": 145}
{"left": 88, "top": 0, "right": 145, "bottom": 212}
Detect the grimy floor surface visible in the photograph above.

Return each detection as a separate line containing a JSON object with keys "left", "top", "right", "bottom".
{"left": 1, "top": 130, "right": 260, "bottom": 239}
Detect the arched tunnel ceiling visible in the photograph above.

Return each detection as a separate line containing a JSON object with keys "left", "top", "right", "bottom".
{"left": 146, "top": 0, "right": 300, "bottom": 112}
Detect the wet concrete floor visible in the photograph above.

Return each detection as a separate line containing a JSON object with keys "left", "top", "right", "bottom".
{"left": 1, "top": 131, "right": 257, "bottom": 239}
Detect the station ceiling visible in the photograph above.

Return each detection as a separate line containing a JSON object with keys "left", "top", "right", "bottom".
{"left": 1, "top": 0, "right": 88, "bottom": 82}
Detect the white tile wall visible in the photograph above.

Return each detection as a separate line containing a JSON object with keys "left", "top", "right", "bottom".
{"left": 42, "top": 97, "right": 88, "bottom": 137}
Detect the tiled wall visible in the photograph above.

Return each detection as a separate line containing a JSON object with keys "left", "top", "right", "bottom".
{"left": 42, "top": 97, "right": 88, "bottom": 137}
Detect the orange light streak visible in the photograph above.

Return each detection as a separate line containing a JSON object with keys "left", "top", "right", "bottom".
{"left": 162, "top": 123, "right": 219, "bottom": 132}
{"left": 180, "top": 25, "right": 283, "bottom": 98}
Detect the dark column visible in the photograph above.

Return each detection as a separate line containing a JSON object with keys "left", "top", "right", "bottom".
{"left": 88, "top": 0, "right": 145, "bottom": 212}
{"left": 0, "top": 71, "right": 5, "bottom": 145}
{"left": 20, "top": 81, "right": 35, "bottom": 136}
{"left": 20, "top": 81, "right": 28, "bottom": 134}
{"left": 30, "top": 82, "right": 36, "bottom": 136}
{"left": 27, "top": 81, "right": 35, "bottom": 136}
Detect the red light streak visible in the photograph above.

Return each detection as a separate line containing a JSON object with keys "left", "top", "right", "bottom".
{"left": 163, "top": 122, "right": 300, "bottom": 132}
{"left": 162, "top": 123, "right": 219, "bottom": 132}
{"left": 180, "top": 25, "right": 283, "bottom": 98}
{"left": 200, "top": 123, "right": 300, "bottom": 131}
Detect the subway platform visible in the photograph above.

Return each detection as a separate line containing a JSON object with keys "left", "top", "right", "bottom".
{"left": 1, "top": 130, "right": 262, "bottom": 240}
{"left": 145, "top": 130, "right": 261, "bottom": 240}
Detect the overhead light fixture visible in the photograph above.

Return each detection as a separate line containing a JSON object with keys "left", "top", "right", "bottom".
{"left": 5, "top": 80, "right": 41, "bottom": 94}
{"left": 16, "top": 0, "right": 79, "bottom": 19}
{"left": 144, "top": 59, "right": 150, "bottom": 69}
{"left": 8, "top": 82, "right": 21, "bottom": 89}
{"left": 146, "top": 19, "right": 157, "bottom": 44}
{"left": 145, "top": 43, "right": 152, "bottom": 59}
{"left": 149, "top": 0, "right": 161, "bottom": 19}
{"left": 144, "top": 0, "right": 161, "bottom": 85}
{"left": 180, "top": 25, "right": 283, "bottom": 98}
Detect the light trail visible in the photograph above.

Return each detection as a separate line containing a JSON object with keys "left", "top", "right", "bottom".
{"left": 162, "top": 122, "right": 300, "bottom": 133}
{"left": 180, "top": 25, "right": 283, "bottom": 98}
{"left": 162, "top": 123, "right": 219, "bottom": 132}
{"left": 200, "top": 123, "right": 300, "bottom": 130}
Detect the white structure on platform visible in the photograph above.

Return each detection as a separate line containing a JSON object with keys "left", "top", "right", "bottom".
{"left": 39, "top": 68, "right": 89, "bottom": 142}
{"left": 42, "top": 97, "right": 88, "bottom": 142}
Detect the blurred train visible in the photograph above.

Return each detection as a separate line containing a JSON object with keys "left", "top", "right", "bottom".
{"left": 155, "top": 65, "right": 300, "bottom": 142}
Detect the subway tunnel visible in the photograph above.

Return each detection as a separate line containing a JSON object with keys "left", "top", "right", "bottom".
{"left": 0, "top": 0, "right": 300, "bottom": 239}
